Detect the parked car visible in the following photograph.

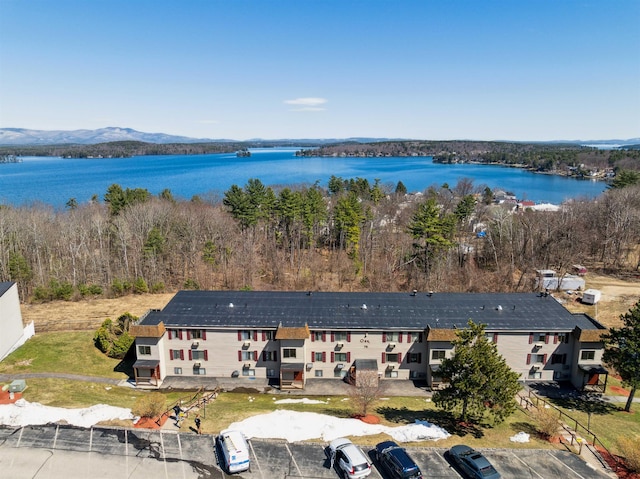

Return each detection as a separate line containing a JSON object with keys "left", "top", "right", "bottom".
{"left": 374, "top": 441, "right": 423, "bottom": 478}
{"left": 328, "top": 438, "right": 372, "bottom": 479}
{"left": 448, "top": 445, "right": 501, "bottom": 479}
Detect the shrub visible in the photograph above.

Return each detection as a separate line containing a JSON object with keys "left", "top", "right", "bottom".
{"left": 617, "top": 435, "right": 640, "bottom": 472}
{"left": 51, "top": 280, "right": 73, "bottom": 300}
{"left": 111, "top": 278, "right": 126, "bottom": 296}
{"left": 132, "top": 392, "right": 167, "bottom": 418}
{"left": 93, "top": 314, "right": 138, "bottom": 359}
{"left": 79, "top": 283, "right": 103, "bottom": 297}
{"left": 133, "top": 277, "right": 149, "bottom": 294}
{"left": 33, "top": 285, "right": 52, "bottom": 302}
{"left": 151, "top": 282, "right": 165, "bottom": 293}
{"left": 532, "top": 405, "right": 561, "bottom": 438}
{"left": 110, "top": 332, "right": 134, "bottom": 359}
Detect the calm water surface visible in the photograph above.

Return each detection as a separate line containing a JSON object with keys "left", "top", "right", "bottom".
{"left": 0, "top": 148, "right": 606, "bottom": 208}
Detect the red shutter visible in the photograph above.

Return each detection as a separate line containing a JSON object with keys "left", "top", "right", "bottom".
{"left": 381, "top": 352, "right": 386, "bottom": 363}
{"left": 204, "top": 350, "right": 208, "bottom": 361}
{"left": 322, "top": 352, "right": 326, "bottom": 362}
{"left": 180, "top": 349, "right": 184, "bottom": 360}
{"left": 544, "top": 334, "right": 549, "bottom": 344}
{"left": 187, "top": 330, "right": 191, "bottom": 340}
{"left": 311, "top": 333, "right": 315, "bottom": 342}
{"left": 543, "top": 354, "right": 547, "bottom": 364}
{"left": 526, "top": 354, "right": 531, "bottom": 365}
{"left": 178, "top": 330, "right": 183, "bottom": 340}
{"left": 188, "top": 350, "right": 192, "bottom": 360}
{"left": 312, "top": 351, "right": 315, "bottom": 362}
{"left": 262, "top": 331, "right": 266, "bottom": 341}
{"left": 347, "top": 352, "right": 351, "bottom": 362}
{"left": 347, "top": 332, "right": 351, "bottom": 342}
{"left": 253, "top": 331, "right": 258, "bottom": 341}
{"left": 399, "top": 332, "right": 403, "bottom": 343}
{"left": 238, "top": 351, "right": 242, "bottom": 361}
{"left": 168, "top": 330, "right": 173, "bottom": 340}
{"left": 169, "top": 349, "right": 174, "bottom": 359}
{"left": 493, "top": 333, "right": 498, "bottom": 343}
{"left": 382, "top": 332, "right": 387, "bottom": 343}
{"left": 331, "top": 352, "right": 335, "bottom": 362}
{"left": 553, "top": 334, "right": 558, "bottom": 344}
{"left": 322, "top": 331, "right": 326, "bottom": 342}
{"left": 398, "top": 353, "right": 402, "bottom": 363}
{"left": 331, "top": 332, "right": 335, "bottom": 342}
{"left": 407, "top": 332, "right": 412, "bottom": 343}
{"left": 253, "top": 351, "right": 257, "bottom": 361}
{"left": 238, "top": 331, "right": 242, "bottom": 341}
{"left": 262, "top": 351, "right": 267, "bottom": 361}
{"left": 529, "top": 333, "right": 533, "bottom": 344}
{"left": 202, "top": 330, "right": 207, "bottom": 340}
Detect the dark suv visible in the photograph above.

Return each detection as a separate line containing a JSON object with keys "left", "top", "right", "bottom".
{"left": 374, "top": 441, "right": 423, "bottom": 479}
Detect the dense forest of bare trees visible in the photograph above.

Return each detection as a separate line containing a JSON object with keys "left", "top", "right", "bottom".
{"left": 1, "top": 178, "right": 639, "bottom": 303}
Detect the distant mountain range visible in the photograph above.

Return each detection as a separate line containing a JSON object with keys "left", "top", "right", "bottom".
{"left": 0, "top": 127, "right": 638, "bottom": 147}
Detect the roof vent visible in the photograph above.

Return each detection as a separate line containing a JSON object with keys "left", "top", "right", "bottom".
{"left": 427, "top": 291, "right": 434, "bottom": 297}
{"left": 411, "top": 289, "right": 417, "bottom": 296}
{"left": 497, "top": 305, "right": 503, "bottom": 311}
{"left": 361, "top": 304, "right": 367, "bottom": 310}
{"left": 229, "top": 302, "right": 234, "bottom": 308}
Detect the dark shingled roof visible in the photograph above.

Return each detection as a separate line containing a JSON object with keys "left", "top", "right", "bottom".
{"left": 140, "top": 290, "right": 605, "bottom": 332}
{"left": 0, "top": 282, "right": 14, "bottom": 298}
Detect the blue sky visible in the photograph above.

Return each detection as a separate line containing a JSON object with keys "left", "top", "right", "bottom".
{"left": 1, "top": 0, "right": 639, "bottom": 141}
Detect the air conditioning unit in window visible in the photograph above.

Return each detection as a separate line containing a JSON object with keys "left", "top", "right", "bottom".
{"left": 388, "top": 343, "right": 396, "bottom": 349}
{"left": 336, "top": 363, "right": 344, "bottom": 369}
{"left": 191, "top": 341, "right": 199, "bottom": 349}
{"left": 534, "top": 342, "right": 545, "bottom": 348}
{"left": 306, "top": 363, "right": 313, "bottom": 370}
{"left": 243, "top": 341, "right": 251, "bottom": 348}
{"left": 193, "top": 362, "right": 201, "bottom": 367}
{"left": 531, "top": 364, "right": 540, "bottom": 370}
{"left": 244, "top": 362, "right": 252, "bottom": 368}
{"left": 336, "top": 342, "right": 344, "bottom": 349}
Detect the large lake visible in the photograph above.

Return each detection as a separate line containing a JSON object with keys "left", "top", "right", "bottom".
{"left": 0, "top": 148, "right": 606, "bottom": 208}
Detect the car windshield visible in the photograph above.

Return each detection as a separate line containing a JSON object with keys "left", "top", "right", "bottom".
{"left": 354, "top": 463, "right": 369, "bottom": 471}
{"left": 480, "top": 465, "right": 498, "bottom": 476}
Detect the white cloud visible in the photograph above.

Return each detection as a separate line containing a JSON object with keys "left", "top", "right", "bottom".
{"left": 284, "top": 97, "right": 327, "bottom": 107}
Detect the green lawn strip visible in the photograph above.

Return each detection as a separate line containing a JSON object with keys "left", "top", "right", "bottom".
{"left": 19, "top": 378, "right": 184, "bottom": 410}
{"left": 0, "top": 331, "right": 126, "bottom": 379}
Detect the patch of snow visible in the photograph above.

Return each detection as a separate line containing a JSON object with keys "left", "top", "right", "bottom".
{"left": 228, "top": 410, "right": 450, "bottom": 443}
{"left": 0, "top": 399, "right": 134, "bottom": 428}
{"left": 510, "top": 431, "right": 530, "bottom": 443}
{"left": 273, "top": 398, "right": 327, "bottom": 404}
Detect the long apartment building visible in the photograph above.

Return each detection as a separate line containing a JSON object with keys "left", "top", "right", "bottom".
{"left": 131, "top": 290, "right": 609, "bottom": 392}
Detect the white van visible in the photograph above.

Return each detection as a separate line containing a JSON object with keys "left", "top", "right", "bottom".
{"left": 218, "top": 429, "right": 250, "bottom": 474}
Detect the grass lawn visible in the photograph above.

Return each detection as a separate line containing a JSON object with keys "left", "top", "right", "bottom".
{"left": 0, "top": 331, "right": 127, "bottom": 379}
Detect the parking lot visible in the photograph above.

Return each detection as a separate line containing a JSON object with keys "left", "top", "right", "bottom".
{"left": 0, "top": 425, "right": 611, "bottom": 479}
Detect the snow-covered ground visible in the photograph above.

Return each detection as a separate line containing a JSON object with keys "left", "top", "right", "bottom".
{"left": 0, "top": 398, "right": 452, "bottom": 443}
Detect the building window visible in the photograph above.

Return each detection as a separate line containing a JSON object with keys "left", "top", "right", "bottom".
{"left": 263, "top": 350, "right": 277, "bottom": 361}
{"left": 283, "top": 348, "right": 297, "bottom": 358}
{"left": 267, "top": 369, "right": 276, "bottom": 378}
{"left": 581, "top": 350, "right": 595, "bottom": 361}
{"left": 174, "top": 367, "right": 182, "bottom": 375}
{"left": 241, "top": 351, "right": 254, "bottom": 361}
{"left": 532, "top": 354, "right": 546, "bottom": 364}
{"left": 313, "top": 331, "right": 324, "bottom": 341}
{"left": 315, "top": 370, "right": 323, "bottom": 377}
{"left": 334, "top": 352, "right": 348, "bottom": 362}
{"left": 536, "top": 333, "right": 547, "bottom": 342}
{"left": 264, "top": 330, "right": 274, "bottom": 341}
{"left": 385, "top": 370, "right": 399, "bottom": 378}
{"left": 557, "top": 333, "right": 568, "bottom": 344}
{"left": 551, "top": 353, "right": 567, "bottom": 365}
{"left": 431, "top": 350, "right": 446, "bottom": 361}
{"left": 192, "top": 350, "right": 206, "bottom": 360}
{"left": 190, "top": 329, "right": 203, "bottom": 340}
{"left": 386, "top": 353, "right": 400, "bottom": 363}
{"left": 529, "top": 371, "right": 542, "bottom": 380}
{"left": 239, "top": 330, "right": 251, "bottom": 340}
{"left": 334, "top": 332, "right": 347, "bottom": 341}
{"left": 334, "top": 369, "right": 347, "bottom": 378}
{"left": 171, "top": 349, "right": 182, "bottom": 360}
{"left": 242, "top": 368, "right": 256, "bottom": 377}
{"left": 386, "top": 332, "right": 398, "bottom": 342}
{"left": 138, "top": 345, "right": 151, "bottom": 355}
{"left": 193, "top": 367, "right": 206, "bottom": 375}
{"left": 408, "top": 353, "right": 422, "bottom": 364}
{"left": 314, "top": 352, "right": 324, "bottom": 362}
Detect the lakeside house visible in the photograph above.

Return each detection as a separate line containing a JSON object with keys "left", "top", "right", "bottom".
{"left": 131, "top": 290, "right": 608, "bottom": 393}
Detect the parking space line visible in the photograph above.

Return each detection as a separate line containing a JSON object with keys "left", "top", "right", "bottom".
{"left": 53, "top": 425, "right": 58, "bottom": 449}
{"left": 159, "top": 432, "right": 169, "bottom": 479}
{"left": 16, "top": 427, "right": 23, "bottom": 447}
{"left": 510, "top": 451, "right": 545, "bottom": 479}
{"left": 547, "top": 451, "right": 587, "bottom": 479}
{"left": 434, "top": 450, "right": 463, "bottom": 477}
{"left": 248, "top": 440, "right": 264, "bottom": 479}
{"left": 285, "top": 443, "right": 302, "bottom": 477}
{"left": 89, "top": 427, "right": 93, "bottom": 452}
